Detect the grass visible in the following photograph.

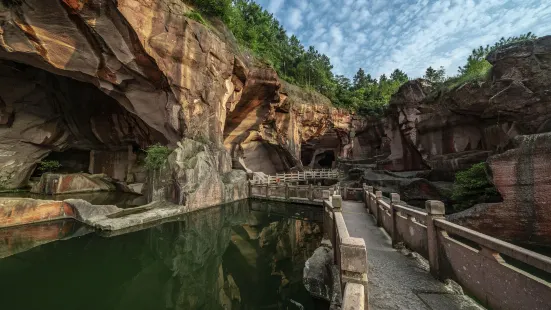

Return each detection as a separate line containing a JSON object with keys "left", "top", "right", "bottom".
{"left": 185, "top": 10, "right": 207, "bottom": 25}
{"left": 444, "top": 60, "right": 493, "bottom": 91}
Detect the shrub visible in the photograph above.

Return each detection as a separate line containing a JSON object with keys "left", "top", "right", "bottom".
{"left": 184, "top": 10, "right": 207, "bottom": 25}
{"left": 451, "top": 162, "right": 501, "bottom": 212}
{"left": 38, "top": 160, "right": 61, "bottom": 173}
{"left": 444, "top": 60, "right": 492, "bottom": 90}
{"left": 144, "top": 144, "right": 172, "bottom": 170}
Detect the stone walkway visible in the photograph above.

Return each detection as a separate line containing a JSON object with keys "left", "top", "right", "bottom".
{"left": 341, "top": 201, "right": 485, "bottom": 310}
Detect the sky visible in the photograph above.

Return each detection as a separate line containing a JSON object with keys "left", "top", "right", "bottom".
{"left": 255, "top": 0, "right": 551, "bottom": 79}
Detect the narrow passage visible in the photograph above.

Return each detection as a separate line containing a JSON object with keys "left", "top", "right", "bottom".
{"left": 341, "top": 201, "right": 483, "bottom": 310}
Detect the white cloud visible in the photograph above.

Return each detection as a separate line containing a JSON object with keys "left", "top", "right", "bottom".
{"left": 287, "top": 8, "right": 304, "bottom": 30}
{"left": 267, "top": 0, "right": 285, "bottom": 15}
{"left": 256, "top": 0, "right": 551, "bottom": 78}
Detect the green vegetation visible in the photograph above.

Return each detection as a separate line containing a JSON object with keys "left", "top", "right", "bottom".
{"left": 451, "top": 162, "right": 501, "bottom": 212}
{"left": 423, "top": 66, "right": 446, "bottom": 85}
{"left": 144, "top": 144, "right": 172, "bottom": 170}
{"left": 428, "top": 32, "right": 537, "bottom": 91}
{"left": 38, "top": 160, "right": 61, "bottom": 173}
{"left": 184, "top": 10, "right": 208, "bottom": 25}
{"left": 185, "top": 1, "right": 537, "bottom": 113}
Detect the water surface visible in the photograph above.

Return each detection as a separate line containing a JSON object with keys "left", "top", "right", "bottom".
{"left": 0, "top": 200, "right": 323, "bottom": 310}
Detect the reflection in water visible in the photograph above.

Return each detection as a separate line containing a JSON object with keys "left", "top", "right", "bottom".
{"left": 0, "top": 200, "right": 322, "bottom": 310}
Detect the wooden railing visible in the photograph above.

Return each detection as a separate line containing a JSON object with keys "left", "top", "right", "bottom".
{"left": 363, "top": 185, "right": 551, "bottom": 310}
{"left": 252, "top": 169, "right": 342, "bottom": 184}
{"left": 324, "top": 192, "right": 367, "bottom": 310}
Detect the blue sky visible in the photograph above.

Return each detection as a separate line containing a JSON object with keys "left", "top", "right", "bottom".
{"left": 255, "top": 0, "right": 551, "bottom": 78}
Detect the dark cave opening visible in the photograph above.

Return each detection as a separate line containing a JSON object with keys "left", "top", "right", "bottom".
{"left": 32, "top": 149, "right": 91, "bottom": 177}
{"left": 300, "top": 146, "right": 315, "bottom": 167}
{"left": 0, "top": 59, "right": 167, "bottom": 187}
{"left": 316, "top": 150, "right": 335, "bottom": 169}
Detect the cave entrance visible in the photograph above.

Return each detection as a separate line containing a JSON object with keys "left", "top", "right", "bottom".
{"left": 300, "top": 146, "right": 315, "bottom": 168}
{"left": 32, "top": 149, "right": 91, "bottom": 177}
{"left": 315, "top": 150, "right": 336, "bottom": 169}
{"left": 0, "top": 59, "right": 167, "bottom": 188}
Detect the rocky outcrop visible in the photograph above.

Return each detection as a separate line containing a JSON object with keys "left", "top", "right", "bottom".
{"left": 0, "top": 197, "right": 120, "bottom": 228}
{"left": 148, "top": 138, "right": 248, "bottom": 211}
{"left": 226, "top": 80, "right": 369, "bottom": 174}
{"left": 357, "top": 36, "right": 551, "bottom": 180}
{"left": 360, "top": 170, "right": 452, "bottom": 206}
{"left": 0, "top": 0, "right": 364, "bottom": 192}
{"left": 450, "top": 133, "right": 551, "bottom": 247}
{"left": 30, "top": 173, "right": 118, "bottom": 194}
{"left": 355, "top": 37, "right": 551, "bottom": 247}
{"left": 304, "top": 239, "right": 342, "bottom": 307}
{"left": 0, "top": 0, "right": 247, "bottom": 189}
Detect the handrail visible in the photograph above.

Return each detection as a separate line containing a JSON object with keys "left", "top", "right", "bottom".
{"left": 434, "top": 219, "right": 551, "bottom": 274}
{"left": 364, "top": 183, "right": 551, "bottom": 309}
{"left": 393, "top": 204, "right": 427, "bottom": 220}
{"left": 252, "top": 169, "right": 341, "bottom": 184}
{"left": 377, "top": 200, "right": 391, "bottom": 210}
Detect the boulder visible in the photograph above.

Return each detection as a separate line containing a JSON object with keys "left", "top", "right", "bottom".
{"left": 147, "top": 139, "right": 248, "bottom": 212}
{"left": 451, "top": 133, "right": 551, "bottom": 247}
{"left": 304, "top": 239, "right": 342, "bottom": 307}
{"left": 31, "top": 173, "right": 116, "bottom": 195}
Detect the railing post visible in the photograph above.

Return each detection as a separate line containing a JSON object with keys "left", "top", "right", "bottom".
{"left": 390, "top": 193, "right": 400, "bottom": 246}
{"left": 308, "top": 184, "right": 314, "bottom": 201}
{"left": 332, "top": 194, "right": 342, "bottom": 212}
{"left": 248, "top": 180, "right": 253, "bottom": 197}
{"left": 285, "top": 183, "right": 289, "bottom": 199}
{"left": 375, "top": 191, "right": 383, "bottom": 227}
{"left": 322, "top": 190, "right": 330, "bottom": 200}
{"left": 265, "top": 184, "right": 270, "bottom": 198}
{"left": 344, "top": 186, "right": 348, "bottom": 201}
{"left": 366, "top": 186, "right": 373, "bottom": 213}
{"left": 426, "top": 200, "right": 445, "bottom": 280}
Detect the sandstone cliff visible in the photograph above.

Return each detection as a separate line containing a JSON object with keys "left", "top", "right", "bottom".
{"left": 0, "top": 0, "right": 363, "bottom": 217}
{"left": 356, "top": 36, "right": 551, "bottom": 246}
{"left": 356, "top": 36, "right": 551, "bottom": 177}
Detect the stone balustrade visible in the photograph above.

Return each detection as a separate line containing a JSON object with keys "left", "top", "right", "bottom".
{"left": 323, "top": 191, "right": 368, "bottom": 310}
{"left": 252, "top": 169, "right": 342, "bottom": 184}
{"left": 363, "top": 184, "right": 551, "bottom": 310}
{"left": 249, "top": 182, "right": 334, "bottom": 205}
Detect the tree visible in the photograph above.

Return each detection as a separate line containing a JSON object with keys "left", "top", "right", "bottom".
{"left": 424, "top": 66, "right": 446, "bottom": 84}
{"left": 390, "top": 69, "right": 408, "bottom": 84}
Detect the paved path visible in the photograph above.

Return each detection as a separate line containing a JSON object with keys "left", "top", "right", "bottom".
{"left": 341, "top": 201, "right": 484, "bottom": 310}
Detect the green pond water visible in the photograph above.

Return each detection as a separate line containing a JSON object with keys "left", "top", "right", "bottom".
{"left": 0, "top": 200, "right": 324, "bottom": 310}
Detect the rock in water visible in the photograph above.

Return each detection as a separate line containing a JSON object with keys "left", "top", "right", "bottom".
{"left": 303, "top": 239, "right": 341, "bottom": 308}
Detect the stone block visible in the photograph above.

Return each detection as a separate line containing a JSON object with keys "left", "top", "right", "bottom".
{"left": 342, "top": 283, "right": 365, "bottom": 310}
{"left": 426, "top": 200, "right": 445, "bottom": 215}
{"left": 340, "top": 237, "right": 367, "bottom": 274}
{"left": 332, "top": 195, "right": 343, "bottom": 210}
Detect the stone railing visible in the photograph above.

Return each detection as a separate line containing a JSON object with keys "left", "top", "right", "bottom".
{"left": 364, "top": 185, "right": 551, "bottom": 310}
{"left": 249, "top": 182, "right": 334, "bottom": 205}
{"left": 252, "top": 169, "right": 341, "bottom": 184}
{"left": 323, "top": 191, "right": 368, "bottom": 310}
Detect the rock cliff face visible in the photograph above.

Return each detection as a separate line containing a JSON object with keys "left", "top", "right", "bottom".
{"left": 357, "top": 36, "right": 551, "bottom": 178}
{"left": 0, "top": 0, "right": 361, "bottom": 193}
{"left": 450, "top": 133, "right": 551, "bottom": 247}
{"left": 356, "top": 36, "right": 551, "bottom": 246}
